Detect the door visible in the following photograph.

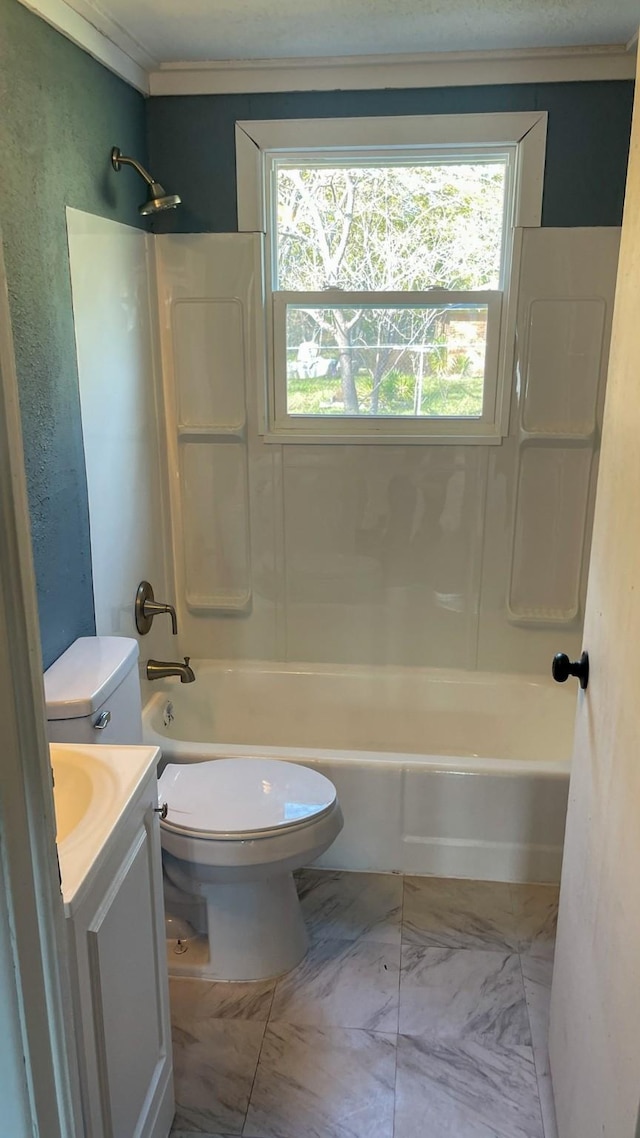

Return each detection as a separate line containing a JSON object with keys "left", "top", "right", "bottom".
{"left": 548, "top": 56, "right": 640, "bottom": 1138}
{"left": 0, "top": 230, "right": 82, "bottom": 1136}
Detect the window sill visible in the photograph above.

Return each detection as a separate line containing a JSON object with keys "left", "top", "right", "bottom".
{"left": 260, "top": 426, "right": 505, "bottom": 446}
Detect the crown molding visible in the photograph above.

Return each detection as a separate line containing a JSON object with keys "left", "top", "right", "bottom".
{"left": 149, "top": 43, "right": 636, "bottom": 96}
{"left": 14, "top": 1, "right": 638, "bottom": 98}
{"left": 17, "top": 0, "right": 152, "bottom": 93}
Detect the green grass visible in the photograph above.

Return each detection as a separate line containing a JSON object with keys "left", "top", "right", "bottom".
{"left": 287, "top": 372, "right": 483, "bottom": 417}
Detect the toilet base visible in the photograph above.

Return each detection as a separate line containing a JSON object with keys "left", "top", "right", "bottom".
{"left": 160, "top": 800, "right": 343, "bottom": 981}
{"left": 205, "top": 872, "right": 309, "bottom": 980}
{"left": 165, "top": 870, "right": 309, "bottom": 981}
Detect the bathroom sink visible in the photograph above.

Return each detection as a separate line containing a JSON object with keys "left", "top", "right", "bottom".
{"left": 51, "top": 745, "right": 118, "bottom": 844}
{"left": 50, "top": 742, "right": 160, "bottom": 910}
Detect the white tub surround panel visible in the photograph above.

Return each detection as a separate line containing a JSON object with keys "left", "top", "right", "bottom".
{"left": 67, "top": 209, "right": 173, "bottom": 693}
{"left": 172, "top": 288, "right": 252, "bottom": 612}
{"left": 508, "top": 229, "right": 618, "bottom": 624}
{"left": 143, "top": 661, "right": 575, "bottom": 883}
{"left": 282, "top": 444, "right": 488, "bottom": 668}
{"left": 478, "top": 226, "right": 620, "bottom": 673}
{"left": 154, "top": 234, "right": 278, "bottom": 661}
{"left": 153, "top": 229, "right": 619, "bottom": 674}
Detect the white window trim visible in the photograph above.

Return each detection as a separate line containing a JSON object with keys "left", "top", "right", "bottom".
{"left": 236, "top": 112, "right": 546, "bottom": 445}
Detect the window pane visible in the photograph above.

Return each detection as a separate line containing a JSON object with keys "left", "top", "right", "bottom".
{"left": 276, "top": 162, "right": 507, "bottom": 293}
{"left": 285, "top": 303, "right": 489, "bottom": 418}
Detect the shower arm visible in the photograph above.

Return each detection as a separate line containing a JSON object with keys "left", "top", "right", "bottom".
{"left": 111, "top": 147, "right": 155, "bottom": 187}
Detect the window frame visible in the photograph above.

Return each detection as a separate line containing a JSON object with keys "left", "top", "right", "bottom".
{"left": 236, "top": 112, "right": 547, "bottom": 445}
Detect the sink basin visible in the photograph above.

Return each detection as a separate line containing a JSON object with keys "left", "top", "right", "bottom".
{"left": 49, "top": 742, "right": 160, "bottom": 910}
{"left": 51, "top": 746, "right": 117, "bottom": 844}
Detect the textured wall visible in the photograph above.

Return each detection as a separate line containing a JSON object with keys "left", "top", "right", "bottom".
{"left": 147, "top": 81, "right": 634, "bottom": 234}
{"left": 0, "top": 0, "right": 148, "bottom": 668}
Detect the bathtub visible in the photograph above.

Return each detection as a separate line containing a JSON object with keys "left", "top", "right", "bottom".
{"left": 142, "top": 660, "right": 576, "bottom": 884}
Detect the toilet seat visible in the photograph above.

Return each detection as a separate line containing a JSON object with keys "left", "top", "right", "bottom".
{"left": 158, "top": 758, "right": 337, "bottom": 841}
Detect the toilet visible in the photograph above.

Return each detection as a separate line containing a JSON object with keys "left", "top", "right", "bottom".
{"left": 44, "top": 636, "right": 343, "bottom": 981}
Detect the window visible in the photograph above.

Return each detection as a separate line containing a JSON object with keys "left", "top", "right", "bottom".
{"left": 236, "top": 113, "right": 547, "bottom": 443}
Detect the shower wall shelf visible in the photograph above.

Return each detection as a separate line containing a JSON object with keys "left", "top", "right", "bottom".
{"left": 177, "top": 425, "right": 248, "bottom": 443}
{"left": 517, "top": 429, "right": 598, "bottom": 445}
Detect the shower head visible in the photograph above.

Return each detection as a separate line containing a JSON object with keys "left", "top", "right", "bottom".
{"left": 111, "top": 146, "right": 181, "bottom": 216}
{"left": 139, "top": 186, "right": 182, "bottom": 216}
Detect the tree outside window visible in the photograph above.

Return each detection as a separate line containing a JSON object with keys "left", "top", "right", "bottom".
{"left": 275, "top": 162, "right": 507, "bottom": 418}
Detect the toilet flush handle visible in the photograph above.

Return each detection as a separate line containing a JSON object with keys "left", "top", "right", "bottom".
{"left": 154, "top": 803, "right": 168, "bottom": 820}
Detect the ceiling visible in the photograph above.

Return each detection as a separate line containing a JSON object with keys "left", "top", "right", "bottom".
{"left": 75, "top": 0, "right": 639, "bottom": 63}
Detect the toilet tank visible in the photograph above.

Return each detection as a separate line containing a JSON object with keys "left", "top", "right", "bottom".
{"left": 44, "top": 637, "right": 142, "bottom": 744}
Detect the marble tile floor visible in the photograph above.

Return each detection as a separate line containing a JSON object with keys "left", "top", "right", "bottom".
{"left": 170, "top": 870, "right": 559, "bottom": 1138}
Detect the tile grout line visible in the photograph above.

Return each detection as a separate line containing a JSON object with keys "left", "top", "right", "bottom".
{"left": 390, "top": 1027, "right": 400, "bottom": 1138}
{"left": 391, "top": 873, "right": 406, "bottom": 1138}
{"left": 519, "top": 950, "right": 547, "bottom": 1138}
{"left": 514, "top": 880, "right": 548, "bottom": 1138}
{"left": 399, "top": 872, "right": 405, "bottom": 942}
{"left": 239, "top": 983, "right": 278, "bottom": 1138}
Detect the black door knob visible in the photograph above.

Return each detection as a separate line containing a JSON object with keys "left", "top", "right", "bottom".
{"left": 552, "top": 651, "right": 589, "bottom": 690}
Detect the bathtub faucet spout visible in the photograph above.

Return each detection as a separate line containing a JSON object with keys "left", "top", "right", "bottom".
{"left": 147, "top": 657, "right": 196, "bottom": 684}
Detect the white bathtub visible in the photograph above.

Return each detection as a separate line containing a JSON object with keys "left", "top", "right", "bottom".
{"left": 142, "top": 660, "right": 576, "bottom": 883}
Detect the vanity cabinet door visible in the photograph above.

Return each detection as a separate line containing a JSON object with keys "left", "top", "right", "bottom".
{"left": 68, "top": 777, "right": 173, "bottom": 1138}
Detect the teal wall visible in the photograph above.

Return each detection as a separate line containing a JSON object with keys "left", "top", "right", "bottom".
{"left": 147, "top": 82, "right": 634, "bottom": 233}
{"left": 0, "top": 0, "right": 148, "bottom": 668}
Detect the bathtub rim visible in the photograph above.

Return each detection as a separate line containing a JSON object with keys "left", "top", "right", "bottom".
{"left": 144, "top": 655, "right": 573, "bottom": 690}
{"left": 143, "top": 690, "right": 570, "bottom": 778}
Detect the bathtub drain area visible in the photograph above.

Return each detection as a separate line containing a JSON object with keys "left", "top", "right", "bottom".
{"left": 169, "top": 868, "right": 558, "bottom": 1138}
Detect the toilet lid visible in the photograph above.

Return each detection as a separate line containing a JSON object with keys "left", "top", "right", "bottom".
{"left": 158, "top": 758, "right": 337, "bottom": 838}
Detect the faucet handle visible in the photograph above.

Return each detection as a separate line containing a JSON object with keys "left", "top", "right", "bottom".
{"left": 145, "top": 600, "right": 178, "bottom": 636}
{"left": 135, "top": 581, "right": 178, "bottom": 635}
{"left": 184, "top": 656, "right": 190, "bottom": 667}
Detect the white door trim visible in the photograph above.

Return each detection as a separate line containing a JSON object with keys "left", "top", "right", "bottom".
{"left": 0, "top": 236, "right": 82, "bottom": 1137}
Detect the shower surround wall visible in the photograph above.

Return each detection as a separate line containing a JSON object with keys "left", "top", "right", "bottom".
{"left": 143, "top": 83, "right": 631, "bottom": 674}
{"left": 69, "top": 220, "right": 617, "bottom": 678}
{"left": 153, "top": 227, "right": 620, "bottom": 674}
{"left": 66, "top": 209, "right": 174, "bottom": 699}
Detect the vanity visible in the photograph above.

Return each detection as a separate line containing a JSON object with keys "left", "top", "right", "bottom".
{"left": 52, "top": 741, "right": 173, "bottom": 1138}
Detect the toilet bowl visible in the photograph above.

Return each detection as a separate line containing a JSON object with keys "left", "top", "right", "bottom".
{"left": 43, "top": 637, "right": 344, "bottom": 983}
{"left": 158, "top": 758, "right": 343, "bottom": 980}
